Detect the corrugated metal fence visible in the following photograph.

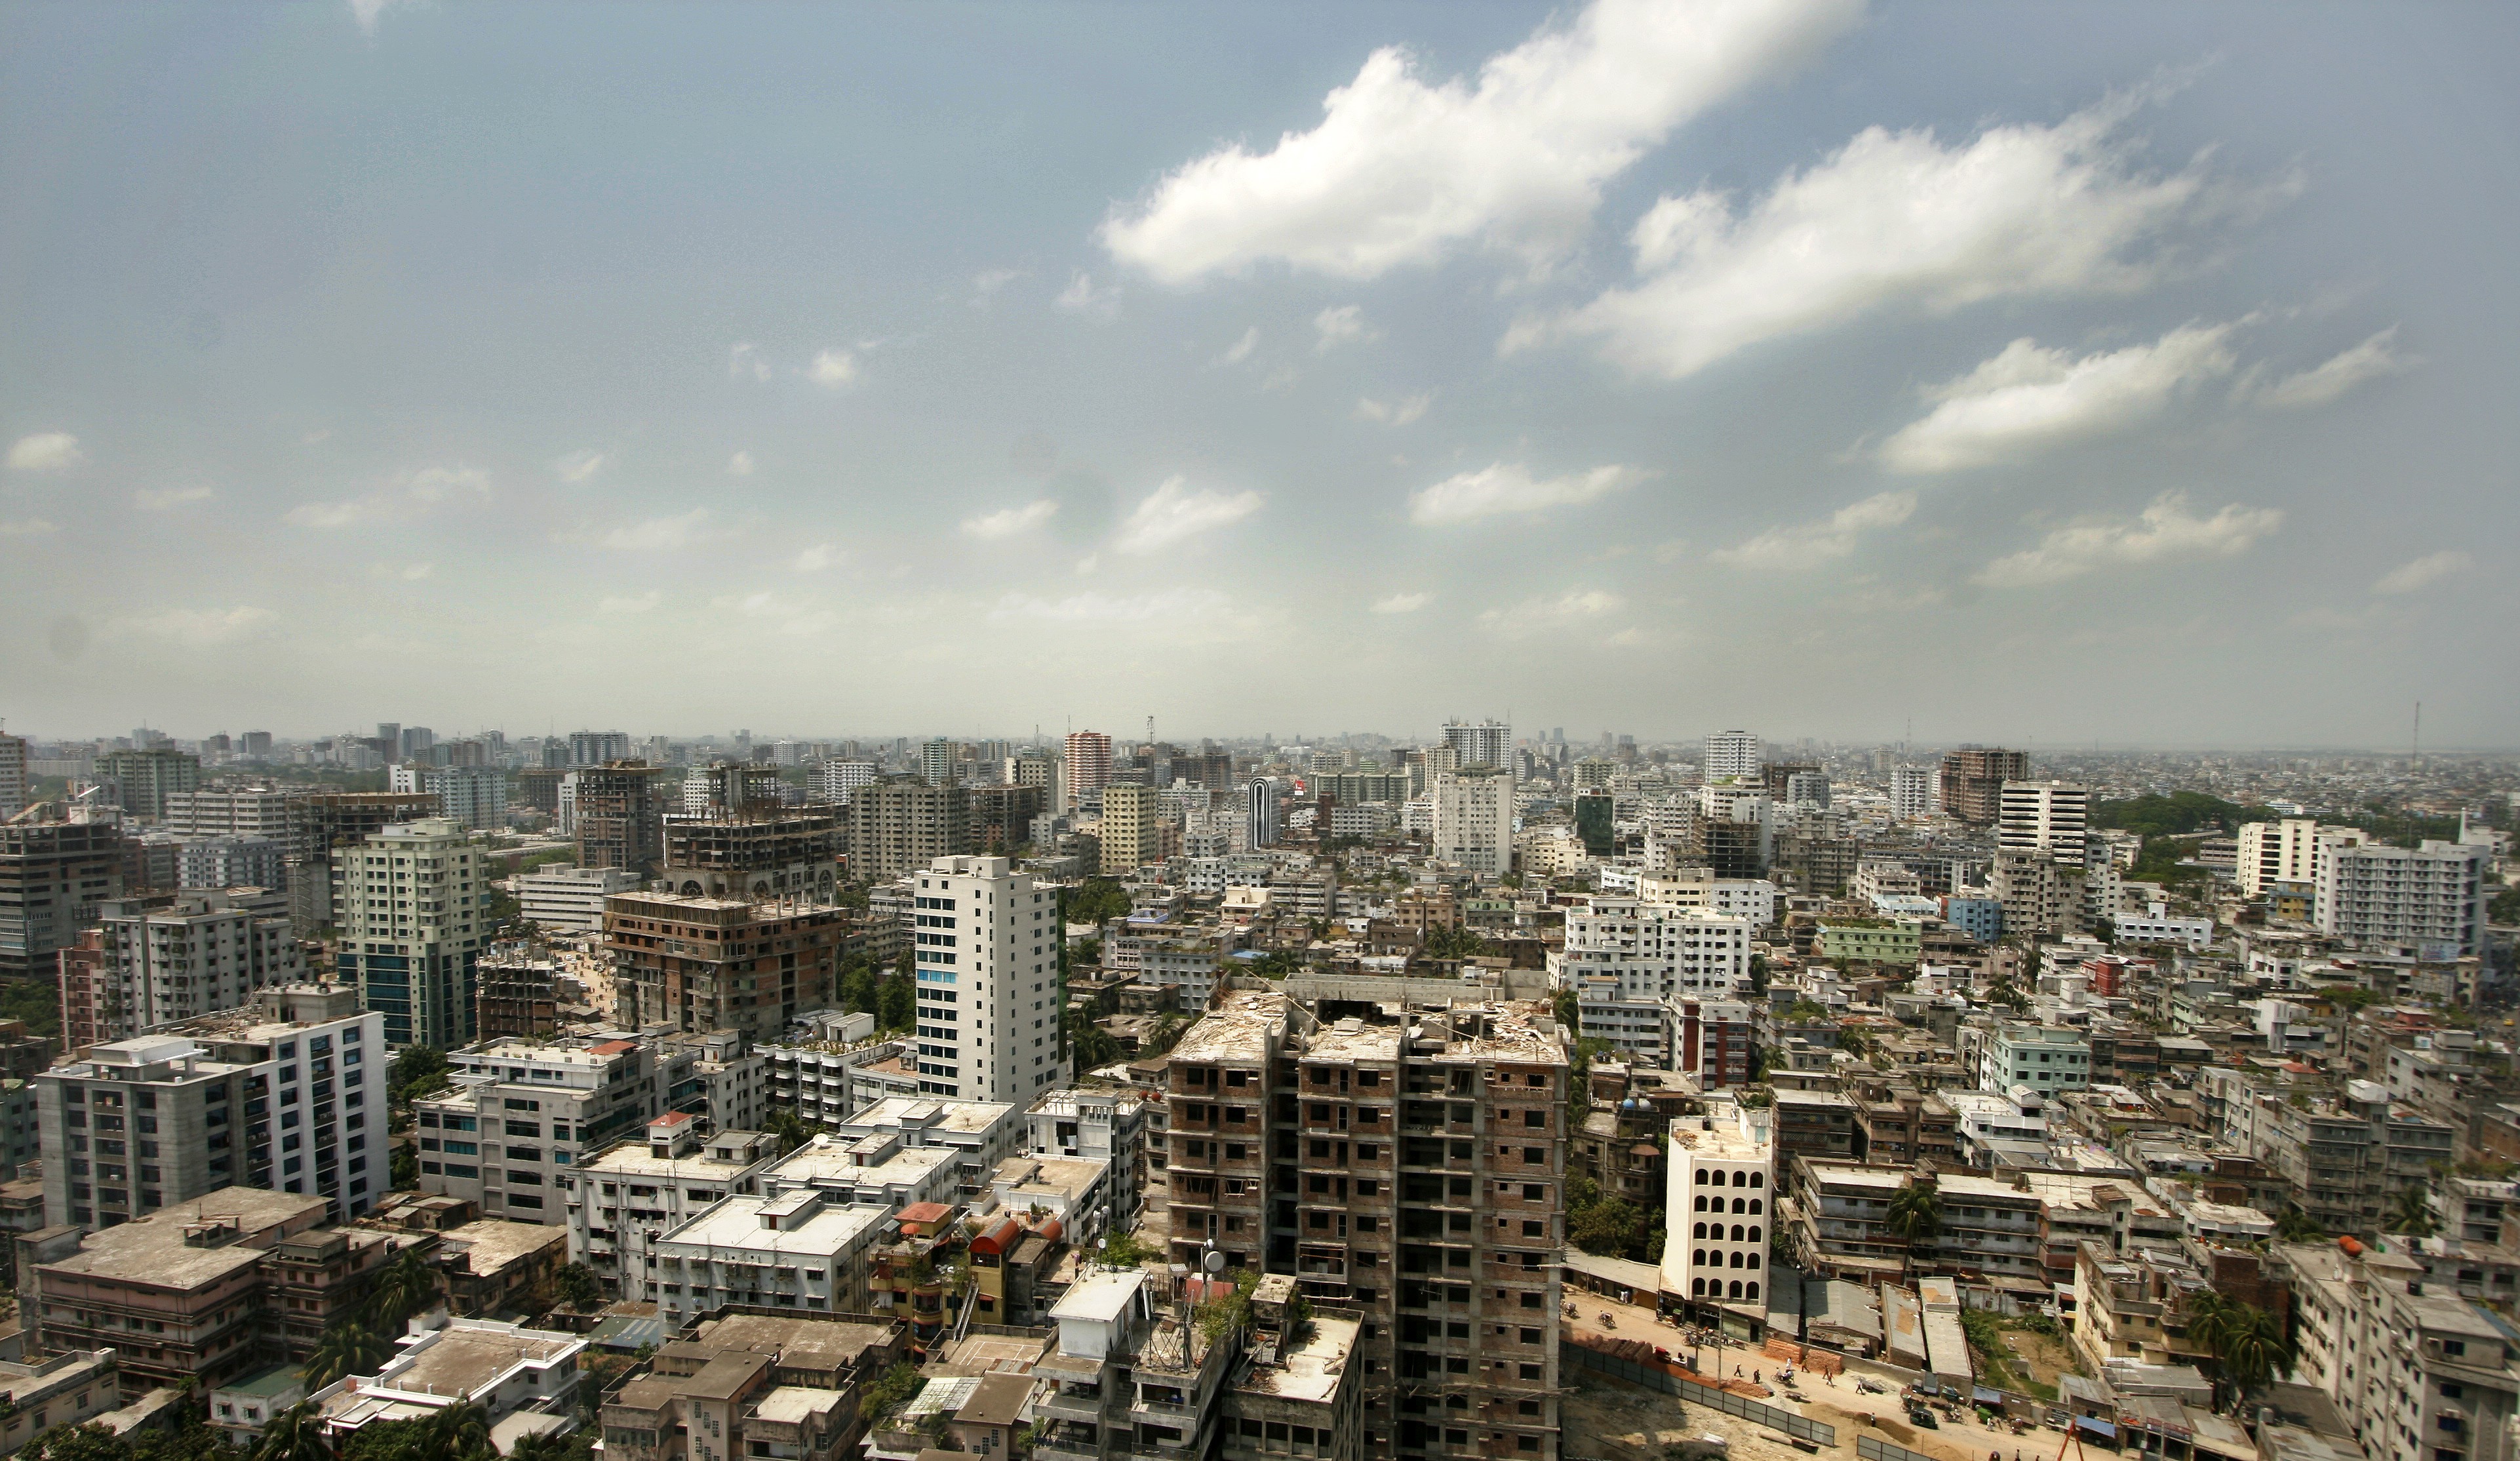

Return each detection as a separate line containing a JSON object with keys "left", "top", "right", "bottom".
{"left": 1858, "top": 1436, "right": 1936, "bottom": 1461}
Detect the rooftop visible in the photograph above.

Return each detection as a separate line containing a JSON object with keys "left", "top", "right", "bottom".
{"left": 654, "top": 1193, "right": 887, "bottom": 1256}
{"left": 438, "top": 1220, "right": 566, "bottom": 1278}
{"left": 692, "top": 1313, "right": 897, "bottom": 1371}
{"left": 844, "top": 1096, "right": 1015, "bottom": 1137}
{"left": 1238, "top": 1314, "right": 1358, "bottom": 1405}
{"left": 1170, "top": 991, "right": 1290, "bottom": 1064}
{"left": 372, "top": 1321, "right": 581, "bottom": 1403}
{"left": 37, "top": 1190, "right": 331, "bottom": 1289}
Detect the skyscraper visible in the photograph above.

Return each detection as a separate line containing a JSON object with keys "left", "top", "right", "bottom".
{"left": 1891, "top": 766, "right": 1937, "bottom": 819}
{"left": 574, "top": 762, "right": 669, "bottom": 874}
{"left": 921, "top": 738, "right": 955, "bottom": 787}
{"left": 907, "top": 854, "right": 1069, "bottom": 1103}
{"left": 387, "top": 764, "right": 509, "bottom": 830}
{"left": 1432, "top": 769, "right": 1514, "bottom": 874}
{"left": 848, "top": 778, "right": 972, "bottom": 882}
{"left": 1245, "top": 778, "right": 1282, "bottom": 849}
{"left": 1063, "top": 730, "right": 1112, "bottom": 810}
{"left": 1703, "top": 730, "right": 1760, "bottom": 783}
{"left": 568, "top": 730, "right": 633, "bottom": 767}
{"left": 1099, "top": 784, "right": 1159, "bottom": 875}
{"left": 1440, "top": 719, "right": 1511, "bottom": 773}
{"left": 333, "top": 816, "right": 484, "bottom": 1048}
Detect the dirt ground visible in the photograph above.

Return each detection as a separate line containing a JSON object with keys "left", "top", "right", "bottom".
{"left": 1997, "top": 1327, "right": 2081, "bottom": 1394}
{"left": 1563, "top": 1294, "right": 2072, "bottom": 1461}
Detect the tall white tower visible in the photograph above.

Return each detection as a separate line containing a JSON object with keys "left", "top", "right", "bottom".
{"left": 909, "top": 855, "right": 1071, "bottom": 1102}
{"left": 1703, "top": 730, "right": 1761, "bottom": 783}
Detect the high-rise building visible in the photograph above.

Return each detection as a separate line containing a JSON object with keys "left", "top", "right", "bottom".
{"left": 968, "top": 784, "right": 1048, "bottom": 855}
{"left": 35, "top": 980, "right": 385, "bottom": 1227}
{"left": 605, "top": 891, "right": 842, "bottom": 1042}
{"left": 1937, "top": 748, "right": 2029, "bottom": 826}
{"left": 388, "top": 764, "right": 508, "bottom": 830}
{"left": 66, "top": 892, "right": 308, "bottom": 1049}
{"left": 848, "top": 778, "right": 972, "bottom": 883}
{"left": 680, "top": 761, "right": 783, "bottom": 816}
{"left": 1890, "top": 766, "right": 1937, "bottom": 820}
{"left": 817, "top": 759, "right": 879, "bottom": 805}
{"left": 568, "top": 730, "right": 633, "bottom": 768}
{"left": 177, "top": 835, "right": 288, "bottom": 891}
{"left": 1998, "top": 782, "right": 2090, "bottom": 865}
{"left": 1099, "top": 784, "right": 1160, "bottom": 875}
{"left": 1573, "top": 790, "right": 1615, "bottom": 856}
{"left": 0, "top": 732, "right": 26, "bottom": 818}
{"left": 2316, "top": 840, "right": 2491, "bottom": 955}
{"left": 1063, "top": 730, "right": 1113, "bottom": 810}
{"left": 1661, "top": 1096, "right": 1777, "bottom": 1328}
{"left": 1246, "top": 778, "right": 1282, "bottom": 850}
{"left": 239, "top": 730, "right": 273, "bottom": 759}
{"left": 164, "top": 787, "right": 296, "bottom": 840}
{"left": 332, "top": 816, "right": 485, "bottom": 1049}
{"left": 1440, "top": 719, "right": 1511, "bottom": 774}
{"left": 905, "top": 855, "right": 1069, "bottom": 1103}
{"left": 1162, "top": 993, "right": 1565, "bottom": 1461}
{"left": 1554, "top": 902, "right": 1753, "bottom": 1068}
{"left": 574, "top": 762, "right": 669, "bottom": 874}
{"left": 1703, "top": 730, "right": 1761, "bottom": 783}
{"left": 283, "top": 790, "right": 443, "bottom": 932}
{"left": 921, "top": 738, "right": 955, "bottom": 787}
{"left": 94, "top": 748, "right": 203, "bottom": 821}
{"left": 1431, "top": 769, "right": 1514, "bottom": 874}
{"left": 659, "top": 807, "right": 842, "bottom": 903}
{"left": 2237, "top": 818, "right": 2372, "bottom": 898}
{"left": 0, "top": 818, "right": 125, "bottom": 982}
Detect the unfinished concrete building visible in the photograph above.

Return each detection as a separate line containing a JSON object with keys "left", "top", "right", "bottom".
{"left": 660, "top": 807, "right": 843, "bottom": 904}
{"left": 574, "top": 763, "right": 671, "bottom": 875}
{"left": 603, "top": 891, "right": 842, "bottom": 1042}
{"left": 1164, "top": 989, "right": 1565, "bottom": 1461}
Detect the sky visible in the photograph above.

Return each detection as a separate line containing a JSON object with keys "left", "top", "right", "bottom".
{"left": 2, "top": 0, "right": 2515, "bottom": 749}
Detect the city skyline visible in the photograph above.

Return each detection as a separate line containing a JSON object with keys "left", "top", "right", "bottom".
{"left": 3, "top": 1, "right": 2514, "bottom": 745}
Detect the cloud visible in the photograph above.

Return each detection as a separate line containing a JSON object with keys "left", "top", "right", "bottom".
{"left": 1407, "top": 462, "right": 1634, "bottom": 525}
{"left": 1479, "top": 590, "right": 1622, "bottom": 636}
{"left": 1113, "top": 477, "right": 1264, "bottom": 553}
{"left": 1976, "top": 492, "right": 2282, "bottom": 588}
{"left": 988, "top": 588, "right": 1235, "bottom": 624}
{"left": 595, "top": 509, "right": 714, "bottom": 551}
{"left": 283, "top": 500, "right": 374, "bottom": 529}
{"left": 406, "top": 465, "right": 490, "bottom": 500}
{"left": 729, "top": 343, "right": 773, "bottom": 382}
{"left": 962, "top": 500, "right": 1059, "bottom": 540}
{"left": 1313, "top": 306, "right": 1377, "bottom": 353}
{"left": 1880, "top": 322, "right": 2241, "bottom": 473}
{"left": 1711, "top": 490, "right": 1916, "bottom": 568}
{"left": 728, "top": 450, "right": 757, "bottom": 477}
{"left": 554, "top": 449, "right": 606, "bottom": 484}
{"left": 2372, "top": 550, "right": 2472, "bottom": 596}
{"left": 1099, "top": 0, "right": 1863, "bottom": 283}
{"left": 7, "top": 432, "right": 83, "bottom": 472}
{"left": 1213, "top": 327, "right": 1261, "bottom": 367}
{"left": 134, "top": 486, "right": 215, "bottom": 511}
{"left": 393, "top": 562, "right": 433, "bottom": 581}
{"left": 970, "top": 268, "right": 1025, "bottom": 306}
{"left": 0, "top": 518, "right": 60, "bottom": 537}
{"left": 2246, "top": 327, "right": 2415, "bottom": 410}
{"left": 1516, "top": 85, "right": 2243, "bottom": 378}
{"left": 599, "top": 591, "right": 660, "bottom": 614}
{"left": 806, "top": 349, "right": 859, "bottom": 389}
{"left": 791, "top": 544, "right": 842, "bottom": 574}
{"left": 347, "top": 0, "right": 410, "bottom": 35}
{"left": 1055, "top": 271, "right": 1120, "bottom": 319}
{"left": 117, "top": 605, "right": 277, "bottom": 646}
{"left": 1261, "top": 365, "right": 1301, "bottom": 391}
{"left": 1371, "top": 591, "right": 1433, "bottom": 614}
{"left": 1354, "top": 392, "right": 1434, "bottom": 426}
{"left": 713, "top": 590, "right": 838, "bottom": 636}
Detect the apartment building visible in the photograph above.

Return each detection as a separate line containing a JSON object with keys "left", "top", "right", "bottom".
{"left": 905, "top": 855, "right": 1069, "bottom": 1104}
{"left": 164, "top": 788, "right": 296, "bottom": 841}
{"left": 95, "top": 748, "right": 202, "bottom": 821}
{"left": 2317, "top": 839, "right": 2491, "bottom": 955}
{"left": 2280, "top": 1241, "right": 2520, "bottom": 1461}
{"left": 649, "top": 1187, "right": 890, "bottom": 1326}
{"left": 1029, "top": 1088, "right": 1149, "bottom": 1225}
{"left": 574, "top": 763, "right": 671, "bottom": 874}
{"left": 1096, "top": 784, "right": 1156, "bottom": 877}
{"left": 819, "top": 759, "right": 879, "bottom": 805}
{"left": 660, "top": 807, "right": 842, "bottom": 903}
{"left": 1817, "top": 918, "right": 1923, "bottom": 966}
{"left": 599, "top": 1314, "right": 905, "bottom": 1461}
{"left": 2209, "top": 1073, "right": 2451, "bottom": 1236}
{"left": 1990, "top": 851, "right": 2081, "bottom": 940}
{"left": 414, "top": 1035, "right": 676, "bottom": 1221}
{"left": 0, "top": 1351, "right": 121, "bottom": 1452}
{"left": 283, "top": 790, "right": 442, "bottom": 931}
{"left": 1997, "top": 781, "right": 2089, "bottom": 863}
{"left": 2238, "top": 819, "right": 2371, "bottom": 898}
{"left": 1, "top": 816, "right": 125, "bottom": 981}
{"left": 603, "top": 891, "right": 842, "bottom": 1043}
{"left": 1064, "top": 732, "right": 1114, "bottom": 810}
{"left": 1890, "top": 766, "right": 1937, "bottom": 820}
{"left": 1938, "top": 748, "right": 2028, "bottom": 826}
{"left": 1661, "top": 1098, "right": 1777, "bottom": 1324}
{"left": 1034, "top": 1268, "right": 1244, "bottom": 1461}
{"left": 850, "top": 779, "right": 973, "bottom": 883}
{"left": 562, "top": 1115, "right": 779, "bottom": 1301}
{"left": 332, "top": 817, "right": 485, "bottom": 1049}
{"left": 309, "top": 1314, "right": 584, "bottom": 1445}
{"left": 1974, "top": 1022, "right": 2092, "bottom": 1096}
{"left": 35, "top": 982, "right": 385, "bottom": 1227}
{"left": 66, "top": 892, "right": 309, "bottom": 1049}
{"left": 476, "top": 951, "right": 561, "bottom": 1040}
{"left": 0, "top": 732, "right": 24, "bottom": 818}
{"left": 515, "top": 864, "right": 640, "bottom": 935}
{"left": 1164, "top": 992, "right": 1564, "bottom": 1461}
{"left": 387, "top": 765, "right": 509, "bottom": 831}
{"left": 1636, "top": 870, "right": 1779, "bottom": 925}
{"left": 1431, "top": 771, "right": 1514, "bottom": 875}
{"left": 762, "top": 1039, "right": 922, "bottom": 1125}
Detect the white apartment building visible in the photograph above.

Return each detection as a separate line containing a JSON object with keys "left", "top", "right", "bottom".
{"left": 415, "top": 1035, "right": 675, "bottom": 1222}
{"left": 1998, "top": 781, "right": 2090, "bottom": 864}
{"left": 2282, "top": 1243, "right": 2520, "bottom": 1461}
{"left": 1975, "top": 1022, "right": 2092, "bottom": 1096}
{"left": 771, "top": 1094, "right": 1023, "bottom": 1199}
{"left": 562, "top": 1114, "right": 779, "bottom": 1301}
{"left": 1028, "top": 1089, "right": 1147, "bottom": 1225}
{"left": 2317, "top": 839, "right": 2492, "bottom": 955}
{"left": 387, "top": 765, "right": 508, "bottom": 831}
{"left": 763, "top": 1039, "right": 920, "bottom": 1125}
{"left": 515, "top": 864, "right": 642, "bottom": 935}
{"left": 178, "top": 835, "right": 286, "bottom": 891}
{"left": 1890, "top": 766, "right": 1937, "bottom": 820}
{"left": 649, "top": 1187, "right": 889, "bottom": 1325}
{"left": 1662, "top": 1096, "right": 1777, "bottom": 1317}
{"left": 2237, "top": 818, "right": 2370, "bottom": 898}
{"left": 163, "top": 788, "right": 295, "bottom": 842}
{"left": 35, "top": 982, "right": 384, "bottom": 1227}
{"left": 1636, "top": 870, "right": 1779, "bottom": 926}
{"left": 1703, "top": 731, "right": 1761, "bottom": 783}
{"left": 909, "top": 856, "right": 1069, "bottom": 1104}
{"left": 819, "top": 761, "right": 879, "bottom": 805}
{"left": 85, "top": 893, "right": 309, "bottom": 1043}
{"left": 1440, "top": 720, "right": 1512, "bottom": 774}
{"left": 2110, "top": 904, "right": 2216, "bottom": 951}
{"left": 1431, "top": 770, "right": 1514, "bottom": 875}
{"left": 0, "top": 733, "right": 24, "bottom": 818}
{"left": 1554, "top": 902, "right": 1752, "bottom": 1068}
{"left": 332, "top": 817, "right": 485, "bottom": 1049}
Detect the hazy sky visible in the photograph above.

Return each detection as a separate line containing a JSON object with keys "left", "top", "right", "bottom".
{"left": 3, "top": 1, "right": 2514, "bottom": 748}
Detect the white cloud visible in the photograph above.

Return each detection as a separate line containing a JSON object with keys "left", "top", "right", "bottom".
{"left": 1055, "top": 271, "right": 1120, "bottom": 319}
{"left": 970, "top": 268, "right": 1025, "bottom": 306}
{"left": 599, "top": 591, "right": 660, "bottom": 614}
{"left": 1354, "top": 392, "right": 1434, "bottom": 426}
{"left": 1313, "top": 305, "right": 1377, "bottom": 353}
{"left": 2247, "top": 327, "right": 2415, "bottom": 410}
{"left": 728, "top": 450, "right": 757, "bottom": 476}
{"left": 396, "top": 563, "right": 433, "bottom": 581}
{"left": 806, "top": 349, "right": 859, "bottom": 390}
{"left": 347, "top": 0, "right": 408, "bottom": 35}
{"left": 1213, "top": 327, "right": 1261, "bottom": 367}
{"left": 134, "top": 486, "right": 215, "bottom": 510}
{"left": 988, "top": 588, "right": 1234, "bottom": 624}
{"left": 407, "top": 465, "right": 490, "bottom": 500}
{"left": 1099, "top": 0, "right": 1863, "bottom": 283}
{"left": 1371, "top": 591, "right": 1432, "bottom": 614}
{"left": 118, "top": 605, "right": 277, "bottom": 645}
{"left": 2372, "top": 550, "right": 2472, "bottom": 596}
{"left": 1407, "top": 462, "right": 1634, "bottom": 525}
{"left": 792, "top": 544, "right": 842, "bottom": 573}
{"left": 1114, "top": 477, "right": 1264, "bottom": 553}
{"left": 962, "top": 500, "right": 1059, "bottom": 540}
{"left": 729, "top": 343, "right": 772, "bottom": 382}
{"left": 1261, "top": 365, "right": 1301, "bottom": 391}
{"left": 7, "top": 432, "right": 83, "bottom": 472}
{"left": 1880, "top": 322, "right": 2240, "bottom": 473}
{"left": 713, "top": 590, "right": 838, "bottom": 636}
{"left": 1976, "top": 492, "right": 2282, "bottom": 588}
{"left": 554, "top": 449, "right": 606, "bottom": 484}
{"left": 1518, "top": 87, "right": 2238, "bottom": 378}
{"left": 1479, "top": 590, "right": 1623, "bottom": 636}
{"left": 283, "top": 500, "right": 373, "bottom": 529}
{"left": 1711, "top": 490, "right": 1916, "bottom": 569}
{"left": 595, "top": 509, "right": 714, "bottom": 551}
{"left": 0, "top": 518, "right": 60, "bottom": 537}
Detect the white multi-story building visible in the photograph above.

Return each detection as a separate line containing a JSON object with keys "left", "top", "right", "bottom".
{"left": 909, "top": 855, "right": 1071, "bottom": 1104}
{"left": 1662, "top": 1096, "right": 1776, "bottom": 1320}
{"left": 84, "top": 893, "right": 308, "bottom": 1043}
{"left": 1975, "top": 1022, "right": 2091, "bottom": 1096}
{"left": 1027, "top": 1089, "right": 1147, "bottom": 1225}
{"left": 2282, "top": 1242, "right": 2520, "bottom": 1461}
{"left": 515, "top": 864, "right": 643, "bottom": 935}
{"left": 2317, "top": 839, "right": 2491, "bottom": 955}
{"left": 416, "top": 1035, "right": 676, "bottom": 1222}
{"left": 1890, "top": 766, "right": 1937, "bottom": 820}
{"left": 2236, "top": 818, "right": 2368, "bottom": 897}
{"left": 1554, "top": 902, "right": 1752, "bottom": 1068}
{"left": 163, "top": 788, "right": 295, "bottom": 842}
{"left": 2109, "top": 903, "right": 2216, "bottom": 951}
{"left": 332, "top": 817, "right": 486, "bottom": 1049}
{"left": 762, "top": 1039, "right": 921, "bottom": 1125}
{"left": 562, "top": 1113, "right": 779, "bottom": 1301}
{"left": 1440, "top": 719, "right": 1511, "bottom": 774}
{"left": 1703, "top": 730, "right": 1761, "bottom": 784}
{"left": 1636, "top": 870, "right": 1778, "bottom": 926}
{"left": 650, "top": 1187, "right": 888, "bottom": 1325}
{"left": 387, "top": 765, "right": 508, "bottom": 831}
{"left": 817, "top": 760, "right": 879, "bottom": 805}
{"left": 1998, "top": 781, "right": 2090, "bottom": 864}
{"left": 1432, "top": 770, "right": 1514, "bottom": 875}
{"left": 178, "top": 835, "right": 287, "bottom": 891}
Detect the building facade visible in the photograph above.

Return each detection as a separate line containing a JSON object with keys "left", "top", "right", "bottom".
{"left": 332, "top": 817, "right": 484, "bottom": 1049}
{"left": 907, "top": 856, "right": 1069, "bottom": 1104}
{"left": 604, "top": 892, "right": 842, "bottom": 1043}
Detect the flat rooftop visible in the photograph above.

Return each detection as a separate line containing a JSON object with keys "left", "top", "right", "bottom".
{"left": 692, "top": 1313, "right": 897, "bottom": 1371}
{"left": 375, "top": 1323, "right": 580, "bottom": 1401}
{"left": 994, "top": 1156, "right": 1105, "bottom": 1202}
{"left": 842, "top": 1096, "right": 1014, "bottom": 1138}
{"left": 1303, "top": 1022, "right": 1402, "bottom": 1064}
{"left": 753, "top": 1386, "right": 846, "bottom": 1425}
{"left": 576, "top": 1139, "right": 774, "bottom": 1180}
{"left": 654, "top": 1195, "right": 886, "bottom": 1256}
{"left": 1052, "top": 1270, "right": 1145, "bottom": 1325}
{"left": 1238, "top": 1314, "right": 1358, "bottom": 1405}
{"left": 767, "top": 1140, "right": 958, "bottom": 1189}
{"left": 439, "top": 1220, "right": 566, "bottom": 1277}
{"left": 1170, "top": 992, "right": 1290, "bottom": 1063}
{"left": 39, "top": 1190, "right": 331, "bottom": 1289}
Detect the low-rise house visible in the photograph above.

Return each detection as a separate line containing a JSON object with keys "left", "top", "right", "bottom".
{"left": 601, "top": 1315, "right": 905, "bottom": 1461}
{"left": 1220, "top": 1275, "right": 1362, "bottom": 1461}
{"left": 0, "top": 1350, "right": 120, "bottom": 1456}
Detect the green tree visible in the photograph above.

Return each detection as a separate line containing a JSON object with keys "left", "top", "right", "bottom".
{"left": 1068, "top": 879, "right": 1132, "bottom": 926}
{"left": 2388, "top": 1184, "right": 2439, "bottom": 1237}
{"left": 418, "top": 1403, "right": 492, "bottom": 1461}
{"left": 1885, "top": 1181, "right": 1940, "bottom": 1273}
{"left": 1551, "top": 987, "right": 1579, "bottom": 1034}
{"left": 554, "top": 1261, "right": 603, "bottom": 1311}
{"left": 251, "top": 1404, "right": 337, "bottom": 1461}
{"left": 2273, "top": 1207, "right": 2327, "bottom": 1243}
{"left": 876, "top": 972, "right": 915, "bottom": 1033}
{"left": 388, "top": 1046, "right": 450, "bottom": 1109}
{"left": 765, "top": 1110, "right": 815, "bottom": 1156}
{"left": 1423, "top": 926, "right": 1488, "bottom": 960}
{"left": 837, "top": 958, "right": 882, "bottom": 1018}
{"left": 304, "top": 1319, "right": 391, "bottom": 1388}
{"left": 1065, "top": 1006, "right": 1121, "bottom": 1070}
{"left": 389, "top": 1145, "right": 418, "bottom": 1191}
{"left": 856, "top": 1362, "right": 925, "bottom": 1428}
{"left": 367, "top": 1246, "right": 441, "bottom": 1329}
{"left": 24, "top": 1424, "right": 142, "bottom": 1461}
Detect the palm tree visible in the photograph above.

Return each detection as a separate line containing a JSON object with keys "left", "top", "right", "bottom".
{"left": 766, "top": 1110, "right": 813, "bottom": 1155}
{"left": 304, "top": 1320, "right": 388, "bottom": 1389}
{"left": 2390, "top": 1185, "right": 2439, "bottom": 1238}
{"left": 252, "top": 1402, "right": 338, "bottom": 1461}
{"left": 1885, "top": 1181, "right": 1940, "bottom": 1275}
{"left": 420, "top": 1401, "right": 492, "bottom": 1461}
{"left": 505, "top": 1430, "right": 567, "bottom": 1461}
{"left": 2273, "top": 1206, "right": 2328, "bottom": 1243}
{"left": 367, "top": 1247, "right": 439, "bottom": 1330}
{"left": 2215, "top": 1304, "right": 2291, "bottom": 1399}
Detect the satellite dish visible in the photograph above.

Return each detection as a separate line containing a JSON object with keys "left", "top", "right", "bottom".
{"left": 1202, "top": 1249, "right": 1226, "bottom": 1275}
